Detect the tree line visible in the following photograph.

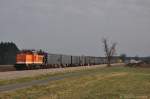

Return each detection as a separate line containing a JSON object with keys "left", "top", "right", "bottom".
{"left": 0, "top": 42, "right": 19, "bottom": 65}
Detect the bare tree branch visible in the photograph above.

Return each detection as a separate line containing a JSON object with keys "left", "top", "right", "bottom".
{"left": 102, "top": 38, "right": 117, "bottom": 66}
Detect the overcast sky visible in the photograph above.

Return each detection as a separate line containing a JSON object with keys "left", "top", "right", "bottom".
{"left": 0, "top": 0, "right": 150, "bottom": 56}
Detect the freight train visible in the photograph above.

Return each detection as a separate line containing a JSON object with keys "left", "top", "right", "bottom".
{"left": 14, "top": 50, "right": 116, "bottom": 70}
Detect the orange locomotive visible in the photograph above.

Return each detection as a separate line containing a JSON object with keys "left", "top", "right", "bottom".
{"left": 15, "top": 50, "right": 45, "bottom": 70}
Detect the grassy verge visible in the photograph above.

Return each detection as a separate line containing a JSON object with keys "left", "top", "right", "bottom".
{"left": 0, "top": 72, "right": 65, "bottom": 86}
{"left": 1, "top": 67, "right": 150, "bottom": 99}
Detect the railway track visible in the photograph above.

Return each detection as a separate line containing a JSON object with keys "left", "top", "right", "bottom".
{"left": 0, "top": 65, "right": 99, "bottom": 72}
{"left": 0, "top": 63, "right": 123, "bottom": 72}
{"left": 0, "top": 64, "right": 104, "bottom": 72}
{"left": 0, "top": 65, "right": 16, "bottom": 72}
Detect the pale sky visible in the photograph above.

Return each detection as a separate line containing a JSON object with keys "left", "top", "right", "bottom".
{"left": 0, "top": 0, "right": 150, "bottom": 56}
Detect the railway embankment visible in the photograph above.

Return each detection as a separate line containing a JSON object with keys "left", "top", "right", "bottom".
{"left": 0, "top": 63, "right": 123, "bottom": 80}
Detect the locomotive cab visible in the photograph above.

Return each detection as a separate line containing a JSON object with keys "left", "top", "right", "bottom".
{"left": 15, "top": 50, "right": 45, "bottom": 70}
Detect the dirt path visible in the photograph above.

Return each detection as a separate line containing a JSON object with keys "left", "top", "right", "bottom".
{"left": 0, "top": 68, "right": 103, "bottom": 92}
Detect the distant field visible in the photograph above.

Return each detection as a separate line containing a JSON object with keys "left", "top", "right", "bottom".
{"left": 1, "top": 66, "right": 150, "bottom": 99}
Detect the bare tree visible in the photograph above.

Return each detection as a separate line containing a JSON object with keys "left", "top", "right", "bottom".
{"left": 102, "top": 38, "right": 117, "bottom": 66}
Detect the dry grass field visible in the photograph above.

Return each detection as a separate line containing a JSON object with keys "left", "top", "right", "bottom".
{"left": 0, "top": 65, "right": 150, "bottom": 99}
